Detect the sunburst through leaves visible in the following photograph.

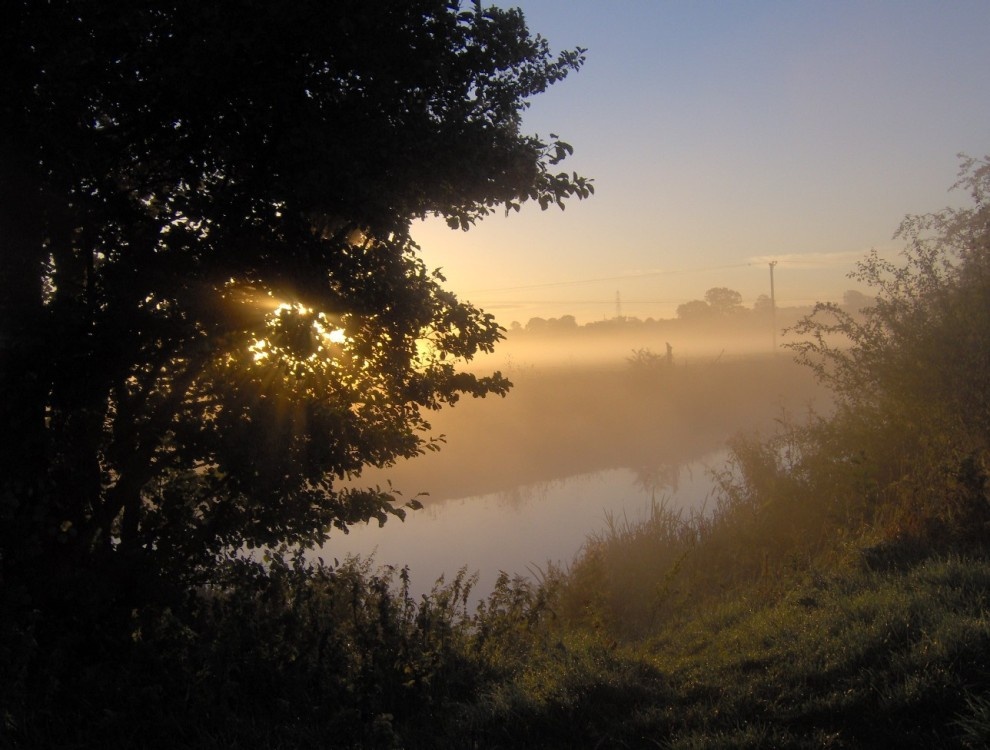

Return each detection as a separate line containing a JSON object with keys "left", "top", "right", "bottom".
{"left": 249, "top": 302, "right": 349, "bottom": 377}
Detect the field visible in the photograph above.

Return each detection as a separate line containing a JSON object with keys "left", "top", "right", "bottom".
{"left": 361, "top": 352, "right": 830, "bottom": 502}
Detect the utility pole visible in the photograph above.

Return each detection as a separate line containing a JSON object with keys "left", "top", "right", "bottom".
{"left": 615, "top": 290, "right": 622, "bottom": 319}
{"left": 769, "top": 261, "right": 778, "bottom": 353}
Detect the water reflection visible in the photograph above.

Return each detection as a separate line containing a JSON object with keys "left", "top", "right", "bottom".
{"left": 319, "top": 356, "right": 830, "bottom": 599}
{"left": 318, "top": 452, "right": 726, "bottom": 600}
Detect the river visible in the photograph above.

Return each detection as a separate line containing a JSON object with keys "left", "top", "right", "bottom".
{"left": 315, "top": 355, "right": 829, "bottom": 599}
{"left": 319, "top": 452, "right": 727, "bottom": 600}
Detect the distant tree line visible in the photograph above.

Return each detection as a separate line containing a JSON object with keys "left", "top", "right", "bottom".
{"left": 508, "top": 287, "right": 873, "bottom": 334}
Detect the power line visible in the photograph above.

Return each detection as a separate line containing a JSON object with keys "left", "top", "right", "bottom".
{"left": 769, "top": 260, "right": 778, "bottom": 352}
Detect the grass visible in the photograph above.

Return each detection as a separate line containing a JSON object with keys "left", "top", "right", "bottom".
{"left": 456, "top": 388, "right": 990, "bottom": 747}
{"left": 6, "top": 511, "right": 990, "bottom": 749}
{"left": 453, "top": 551, "right": 990, "bottom": 748}
{"left": 642, "top": 555, "right": 990, "bottom": 747}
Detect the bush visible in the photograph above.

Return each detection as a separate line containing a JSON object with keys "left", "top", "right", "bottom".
{"left": 787, "top": 155, "right": 990, "bottom": 540}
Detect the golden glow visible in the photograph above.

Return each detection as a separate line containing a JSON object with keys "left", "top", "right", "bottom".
{"left": 414, "top": 336, "right": 439, "bottom": 368}
{"left": 250, "top": 339, "right": 270, "bottom": 362}
{"left": 248, "top": 301, "right": 350, "bottom": 373}
{"left": 275, "top": 302, "right": 309, "bottom": 315}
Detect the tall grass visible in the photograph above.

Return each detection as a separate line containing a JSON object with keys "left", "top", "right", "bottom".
{"left": 559, "top": 386, "right": 990, "bottom": 643}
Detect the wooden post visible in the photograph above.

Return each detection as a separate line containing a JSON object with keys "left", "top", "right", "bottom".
{"left": 769, "top": 261, "right": 778, "bottom": 352}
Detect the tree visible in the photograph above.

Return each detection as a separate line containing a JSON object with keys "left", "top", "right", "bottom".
{"left": 704, "top": 287, "right": 744, "bottom": 315}
{"left": 676, "top": 299, "right": 711, "bottom": 320}
{"left": 753, "top": 294, "right": 774, "bottom": 314}
{"left": 790, "top": 155, "right": 990, "bottom": 465}
{"left": 0, "top": 1, "right": 593, "bottom": 606}
{"left": 841, "top": 289, "right": 875, "bottom": 313}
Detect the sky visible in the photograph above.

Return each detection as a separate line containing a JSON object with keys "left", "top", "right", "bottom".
{"left": 412, "top": 0, "right": 990, "bottom": 325}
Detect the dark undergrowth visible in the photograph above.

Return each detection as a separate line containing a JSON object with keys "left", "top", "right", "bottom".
{"left": 5, "top": 421, "right": 990, "bottom": 749}
{"left": 5, "top": 521, "right": 990, "bottom": 748}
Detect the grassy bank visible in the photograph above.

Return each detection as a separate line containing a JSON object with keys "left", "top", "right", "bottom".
{"left": 7, "top": 453, "right": 989, "bottom": 749}
{"left": 457, "top": 551, "right": 990, "bottom": 748}
{"left": 7, "top": 359, "right": 990, "bottom": 748}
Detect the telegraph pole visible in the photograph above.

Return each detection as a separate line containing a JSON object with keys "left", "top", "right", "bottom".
{"left": 615, "top": 290, "right": 622, "bottom": 319}
{"left": 769, "top": 261, "right": 778, "bottom": 353}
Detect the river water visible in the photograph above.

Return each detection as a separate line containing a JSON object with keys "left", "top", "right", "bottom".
{"left": 313, "top": 354, "right": 829, "bottom": 600}
{"left": 318, "top": 452, "right": 726, "bottom": 600}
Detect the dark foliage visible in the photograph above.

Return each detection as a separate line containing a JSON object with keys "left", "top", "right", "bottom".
{"left": 786, "top": 155, "right": 990, "bottom": 538}
{"left": 0, "top": 3, "right": 591, "bottom": 742}
{"left": 0, "top": 0, "right": 590, "bottom": 610}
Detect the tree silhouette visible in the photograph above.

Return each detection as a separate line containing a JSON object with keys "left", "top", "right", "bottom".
{"left": 841, "top": 289, "right": 875, "bottom": 313}
{"left": 676, "top": 299, "right": 711, "bottom": 320}
{"left": 704, "top": 287, "right": 744, "bottom": 315}
{"left": 0, "top": 1, "right": 592, "bottom": 606}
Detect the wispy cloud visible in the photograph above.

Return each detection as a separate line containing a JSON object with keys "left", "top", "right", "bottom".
{"left": 471, "top": 263, "right": 755, "bottom": 293}
{"left": 748, "top": 248, "right": 890, "bottom": 269}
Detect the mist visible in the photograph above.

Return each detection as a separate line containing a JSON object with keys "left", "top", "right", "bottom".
{"left": 330, "top": 311, "right": 834, "bottom": 596}
{"left": 360, "top": 304, "right": 837, "bottom": 500}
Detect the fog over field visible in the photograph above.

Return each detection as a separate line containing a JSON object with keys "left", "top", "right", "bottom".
{"left": 336, "top": 318, "right": 833, "bottom": 598}
{"left": 358, "top": 323, "right": 833, "bottom": 506}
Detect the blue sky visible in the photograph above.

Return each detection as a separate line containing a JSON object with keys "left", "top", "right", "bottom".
{"left": 413, "top": 0, "right": 990, "bottom": 324}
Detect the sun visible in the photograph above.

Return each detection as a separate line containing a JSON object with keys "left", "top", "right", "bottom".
{"left": 248, "top": 302, "right": 349, "bottom": 374}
